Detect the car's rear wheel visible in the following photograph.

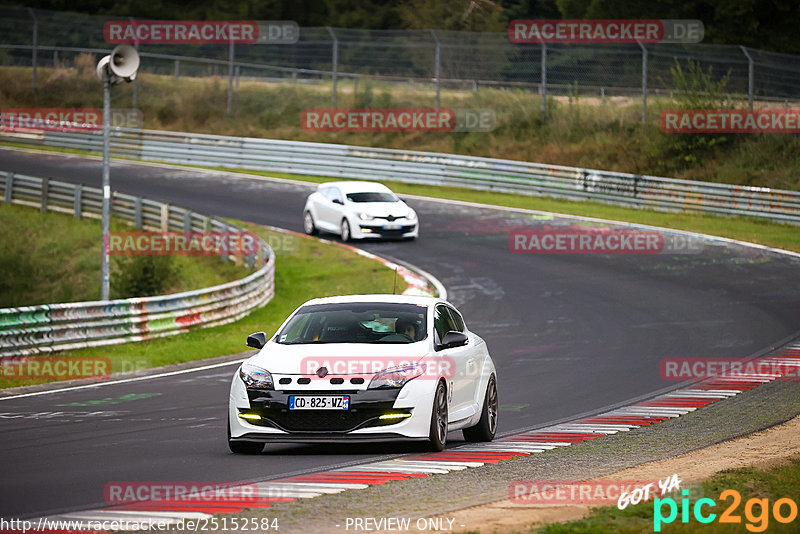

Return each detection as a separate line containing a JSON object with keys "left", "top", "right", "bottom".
{"left": 341, "top": 219, "right": 351, "bottom": 242}
{"left": 303, "top": 211, "right": 318, "bottom": 235}
{"left": 228, "top": 419, "right": 264, "bottom": 454}
{"left": 463, "top": 375, "right": 498, "bottom": 442}
{"left": 428, "top": 381, "right": 448, "bottom": 451}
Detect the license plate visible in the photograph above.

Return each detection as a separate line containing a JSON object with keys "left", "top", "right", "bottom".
{"left": 382, "top": 224, "right": 401, "bottom": 230}
{"left": 289, "top": 395, "right": 350, "bottom": 410}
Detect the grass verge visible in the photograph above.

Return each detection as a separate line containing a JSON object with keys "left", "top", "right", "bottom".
{"left": 0, "top": 223, "right": 406, "bottom": 389}
{"left": 536, "top": 458, "right": 800, "bottom": 533}
{"left": 0, "top": 202, "right": 244, "bottom": 306}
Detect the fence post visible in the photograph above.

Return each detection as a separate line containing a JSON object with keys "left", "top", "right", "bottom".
{"left": 174, "top": 59, "right": 180, "bottom": 79}
{"left": 53, "top": 49, "right": 58, "bottom": 69}
{"left": 227, "top": 41, "right": 234, "bottom": 114}
{"left": 74, "top": 184, "right": 82, "bottom": 218}
{"left": 740, "top": 46, "right": 754, "bottom": 110}
{"left": 40, "top": 177, "right": 48, "bottom": 213}
{"left": 3, "top": 172, "right": 12, "bottom": 203}
{"left": 327, "top": 27, "right": 338, "bottom": 107}
{"left": 134, "top": 196, "right": 142, "bottom": 229}
{"left": 431, "top": 30, "right": 441, "bottom": 109}
{"left": 160, "top": 203, "right": 169, "bottom": 232}
{"left": 638, "top": 42, "right": 647, "bottom": 123}
{"left": 540, "top": 43, "right": 547, "bottom": 122}
{"left": 28, "top": 8, "right": 37, "bottom": 88}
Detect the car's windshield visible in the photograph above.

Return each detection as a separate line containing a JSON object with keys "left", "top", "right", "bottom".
{"left": 346, "top": 192, "right": 398, "bottom": 203}
{"left": 277, "top": 302, "right": 427, "bottom": 344}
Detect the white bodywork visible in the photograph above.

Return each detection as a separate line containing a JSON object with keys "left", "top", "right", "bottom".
{"left": 228, "top": 295, "right": 495, "bottom": 445}
{"left": 303, "top": 181, "right": 419, "bottom": 240}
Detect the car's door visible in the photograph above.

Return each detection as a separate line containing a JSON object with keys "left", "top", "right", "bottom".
{"left": 433, "top": 304, "right": 474, "bottom": 422}
{"left": 315, "top": 186, "right": 344, "bottom": 232}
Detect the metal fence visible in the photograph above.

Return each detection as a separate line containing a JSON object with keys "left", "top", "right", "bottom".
{"left": 2, "top": 5, "right": 800, "bottom": 119}
{"left": 0, "top": 171, "right": 276, "bottom": 357}
{"left": 4, "top": 127, "right": 798, "bottom": 225}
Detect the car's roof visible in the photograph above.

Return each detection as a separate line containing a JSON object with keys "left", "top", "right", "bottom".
{"left": 319, "top": 181, "right": 393, "bottom": 194}
{"left": 300, "top": 294, "right": 443, "bottom": 308}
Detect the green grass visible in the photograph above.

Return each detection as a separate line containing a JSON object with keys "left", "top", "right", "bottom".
{"left": 0, "top": 203, "right": 244, "bottom": 306}
{"left": 0, "top": 222, "right": 406, "bottom": 389}
{"left": 535, "top": 459, "right": 800, "bottom": 533}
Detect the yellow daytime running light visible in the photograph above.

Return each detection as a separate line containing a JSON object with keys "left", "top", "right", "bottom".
{"left": 238, "top": 413, "right": 261, "bottom": 420}
{"left": 379, "top": 413, "right": 412, "bottom": 420}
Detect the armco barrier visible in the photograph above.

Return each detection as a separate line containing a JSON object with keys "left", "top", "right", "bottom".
{"left": 0, "top": 171, "right": 275, "bottom": 357}
{"left": 3, "top": 127, "right": 800, "bottom": 225}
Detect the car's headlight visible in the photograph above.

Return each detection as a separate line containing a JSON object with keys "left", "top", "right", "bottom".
{"left": 407, "top": 211, "right": 417, "bottom": 221}
{"left": 239, "top": 363, "right": 274, "bottom": 389}
{"left": 358, "top": 212, "right": 372, "bottom": 221}
{"left": 368, "top": 364, "right": 425, "bottom": 389}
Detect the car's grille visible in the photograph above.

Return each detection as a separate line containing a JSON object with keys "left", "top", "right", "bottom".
{"left": 245, "top": 389, "right": 404, "bottom": 432}
{"left": 280, "top": 410, "right": 368, "bottom": 431}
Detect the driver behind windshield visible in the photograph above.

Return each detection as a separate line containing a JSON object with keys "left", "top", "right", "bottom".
{"left": 394, "top": 318, "right": 418, "bottom": 341}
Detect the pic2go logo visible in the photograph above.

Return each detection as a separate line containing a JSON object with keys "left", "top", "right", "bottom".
{"left": 654, "top": 489, "right": 798, "bottom": 532}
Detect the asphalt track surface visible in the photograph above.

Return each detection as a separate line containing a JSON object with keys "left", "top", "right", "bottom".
{"left": 1, "top": 148, "right": 799, "bottom": 519}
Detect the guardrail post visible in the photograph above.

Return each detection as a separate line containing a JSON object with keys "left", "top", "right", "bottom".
{"left": 183, "top": 210, "right": 191, "bottom": 233}
{"left": 53, "top": 49, "right": 58, "bottom": 69}
{"left": 134, "top": 196, "right": 142, "bottom": 228}
{"left": 227, "top": 41, "right": 235, "bottom": 114}
{"left": 3, "top": 172, "right": 12, "bottom": 203}
{"left": 740, "top": 46, "right": 754, "bottom": 110}
{"left": 431, "top": 30, "right": 441, "bottom": 109}
{"left": 174, "top": 59, "right": 180, "bottom": 79}
{"left": 327, "top": 27, "right": 339, "bottom": 107}
{"left": 28, "top": 8, "right": 37, "bottom": 88}
{"left": 540, "top": 43, "right": 547, "bottom": 122}
{"left": 160, "top": 203, "right": 169, "bottom": 232}
{"left": 40, "top": 177, "right": 48, "bottom": 213}
{"left": 74, "top": 184, "right": 83, "bottom": 219}
{"left": 235, "top": 65, "right": 241, "bottom": 87}
{"left": 638, "top": 42, "right": 647, "bottom": 123}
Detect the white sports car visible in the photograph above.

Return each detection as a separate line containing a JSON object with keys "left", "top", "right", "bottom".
{"left": 302, "top": 181, "right": 419, "bottom": 241}
{"left": 228, "top": 295, "right": 497, "bottom": 453}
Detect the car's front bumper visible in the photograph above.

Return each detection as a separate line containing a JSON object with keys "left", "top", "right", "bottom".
{"left": 229, "top": 373, "right": 437, "bottom": 442}
{"left": 353, "top": 221, "right": 418, "bottom": 239}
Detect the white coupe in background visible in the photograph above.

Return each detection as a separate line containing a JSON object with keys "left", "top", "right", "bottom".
{"left": 303, "top": 181, "right": 419, "bottom": 241}
{"left": 228, "top": 295, "right": 498, "bottom": 453}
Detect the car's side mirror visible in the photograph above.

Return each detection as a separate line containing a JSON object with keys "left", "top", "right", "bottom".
{"left": 332, "top": 198, "right": 343, "bottom": 205}
{"left": 246, "top": 331, "right": 267, "bottom": 349}
{"left": 436, "top": 331, "right": 468, "bottom": 351}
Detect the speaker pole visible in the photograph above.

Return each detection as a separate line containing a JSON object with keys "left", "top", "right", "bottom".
{"left": 101, "top": 77, "right": 111, "bottom": 301}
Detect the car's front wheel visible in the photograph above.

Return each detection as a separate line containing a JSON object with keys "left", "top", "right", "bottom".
{"left": 463, "top": 375, "right": 498, "bottom": 442}
{"left": 303, "top": 211, "right": 318, "bottom": 235}
{"left": 428, "top": 381, "right": 448, "bottom": 451}
{"left": 228, "top": 419, "right": 264, "bottom": 454}
{"left": 340, "top": 219, "right": 352, "bottom": 242}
